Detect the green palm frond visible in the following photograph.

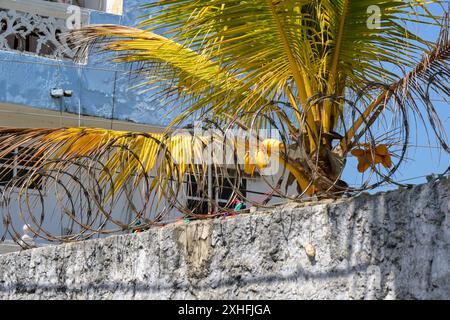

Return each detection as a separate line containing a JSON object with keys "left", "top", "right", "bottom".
{"left": 51, "top": 1, "right": 450, "bottom": 192}
{"left": 141, "top": 1, "right": 443, "bottom": 119}
{"left": 70, "top": 25, "right": 291, "bottom": 130}
{"left": 1, "top": 1, "right": 449, "bottom": 216}
{"left": 71, "top": 1, "right": 446, "bottom": 148}
{"left": 1, "top": 1, "right": 449, "bottom": 245}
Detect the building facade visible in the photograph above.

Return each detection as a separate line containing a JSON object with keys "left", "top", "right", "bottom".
{"left": 0, "top": 0, "right": 175, "bottom": 128}
{"left": 0, "top": 0, "right": 286, "bottom": 251}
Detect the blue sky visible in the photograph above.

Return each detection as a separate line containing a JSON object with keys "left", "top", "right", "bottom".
{"left": 342, "top": 2, "right": 450, "bottom": 193}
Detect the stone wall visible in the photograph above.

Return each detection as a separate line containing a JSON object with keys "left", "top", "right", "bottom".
{"left": 0, "top": 179, "right": 449, "bottom": 300}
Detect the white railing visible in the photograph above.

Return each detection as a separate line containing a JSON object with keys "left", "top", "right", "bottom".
{"left": 0, "top": 0, "right": 89, "bottom": 60}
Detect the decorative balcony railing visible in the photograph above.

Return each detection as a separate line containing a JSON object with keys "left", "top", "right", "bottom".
{"left": 0, "top": 0, "right": 89, "bottom": 60}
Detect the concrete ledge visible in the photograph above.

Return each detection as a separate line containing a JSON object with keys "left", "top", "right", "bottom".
{"left": 0, "top": 241, "right": 22, "bottom": 255}
{"left": 0, "top": 179, "right": 449, "bottom": 300}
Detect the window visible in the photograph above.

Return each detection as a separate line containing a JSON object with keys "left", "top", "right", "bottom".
{"left": 1, "top": 28, "right": 58, "bottom": 57}
{"left": 186, "top": 171, "right": 247, "bottom": 215}
{"left": 0, "top": 147, "right": 43, "bottom": 190}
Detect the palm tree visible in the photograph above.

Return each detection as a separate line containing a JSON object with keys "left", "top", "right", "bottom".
{"left": 1, "top": 1, "right": 449, "bottom": 241}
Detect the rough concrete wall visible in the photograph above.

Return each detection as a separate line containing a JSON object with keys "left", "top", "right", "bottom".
{"left": 0, "top": 179, "right": 449, "bottom": 300}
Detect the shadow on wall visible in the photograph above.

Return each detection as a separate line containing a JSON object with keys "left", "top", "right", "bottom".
{"left": 325, "top": 179, "right": 450, "bottom": 299}
{"left": 0, "top": 179, "right": 448, "bottom": 299}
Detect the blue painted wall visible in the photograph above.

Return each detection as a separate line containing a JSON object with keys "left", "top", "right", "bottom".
{"left": 0, "top": 0, "right": 173, "bottom": 126}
